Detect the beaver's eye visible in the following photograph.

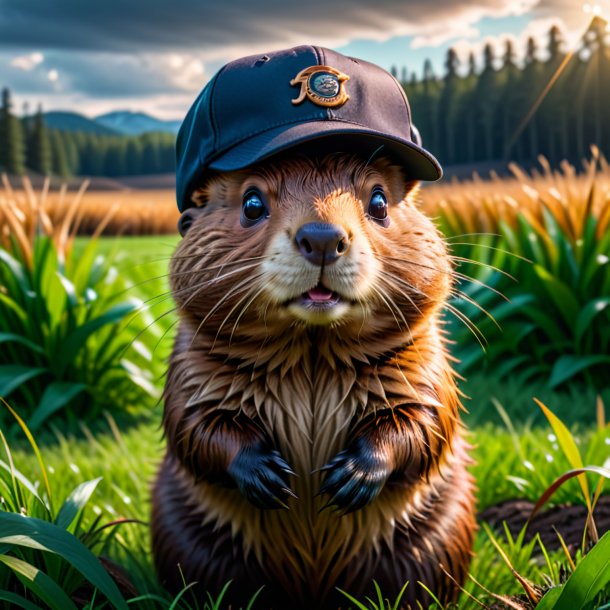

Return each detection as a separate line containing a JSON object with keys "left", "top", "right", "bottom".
{"left": 241, "top": 189, "right": 267, "bottom": 226}
{"left": 368, "top": 187, "right": 388, "bottom": 223}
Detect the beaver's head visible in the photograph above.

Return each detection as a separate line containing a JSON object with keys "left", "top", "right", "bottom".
{"left": 171, "top": 154, "right": 451, "bottom": 355}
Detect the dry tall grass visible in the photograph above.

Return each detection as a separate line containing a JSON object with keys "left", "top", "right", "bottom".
{"left": 420, "top": 148, "right": 610, "bottom": 241}
{"left": 0, "top": 175, "right": 118, "bottom": 266}
{"left": 3, "top": 153, "right": 610, "bottom": 239}
{"left": 0, "top": 174, "right": 178, "bottom": 239}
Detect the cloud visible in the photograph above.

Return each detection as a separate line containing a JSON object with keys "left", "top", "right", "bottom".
{"left": 449, "top": 15, "right": 584, "bottom": 71}
{"left": 10, "top": 51, "right": 44, "bottom": 70}
{"left": 0, "top": 0, "right": 553, "bottom": 60}
{"left": 0, "top": 0, "right": 598, "bottom": 116}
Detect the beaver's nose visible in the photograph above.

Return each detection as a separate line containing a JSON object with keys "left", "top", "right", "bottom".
{"left": 295, "top": 222, "right": 350, "bottom": 266}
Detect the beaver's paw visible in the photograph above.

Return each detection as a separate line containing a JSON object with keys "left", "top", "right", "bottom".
{"left": 318, "top": 438, "right": 391, "bottom": 514}
{"left": 228, "top": 443, "right": 297, "bottom": 510}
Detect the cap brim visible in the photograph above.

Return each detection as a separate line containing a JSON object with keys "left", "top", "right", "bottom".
{"left": 207, "top": 120, "right": 442, "bottom": 181}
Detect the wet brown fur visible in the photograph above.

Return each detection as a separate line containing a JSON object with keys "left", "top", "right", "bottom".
{"left": 152, "top": 154, "right": 476, "bottom": 609}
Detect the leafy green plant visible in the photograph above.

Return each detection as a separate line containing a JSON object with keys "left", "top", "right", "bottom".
{"left": 0, "top": 402, "right": 268, "bottom": 610}
{"left": 0, "top": 177, "right": 158, "bottom": 429}
{"left": 0, "top": 402, "right": 133, "bottom": 609}
{"left": 439, "top": 154, "right": 610, "bottom": 389}
{"left": 465, "top": 399, "right": 610, "bottom": 609}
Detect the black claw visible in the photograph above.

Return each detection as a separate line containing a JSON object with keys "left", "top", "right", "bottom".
{"left": 227, "top": 441, "right": 297, "bottom": 509}
{"left": 317, "top": 441, "right": 391, "bottom": 513}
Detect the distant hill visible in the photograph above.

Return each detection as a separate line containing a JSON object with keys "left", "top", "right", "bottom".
{"left": 38, "top": 110, "right": 181, "bottom": 137}
{"left": 95, "top": 111, "right": 181, "bottom": 136}
{"left": 42, "top": 111, "right": 121, "bottom": 135}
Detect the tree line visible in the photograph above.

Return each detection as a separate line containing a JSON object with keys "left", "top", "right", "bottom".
{"left": 398, "top": 19, "right": 610, "bottom": 168}
{"left": 0, "top": 90, "right": 175, "bottom": 177}
{"left": 1, "top": 19, "right": 609, "bottom": 177}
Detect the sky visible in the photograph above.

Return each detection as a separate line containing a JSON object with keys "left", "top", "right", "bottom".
{"left": 0, "top": 0, "right": 604, "bottom": 120}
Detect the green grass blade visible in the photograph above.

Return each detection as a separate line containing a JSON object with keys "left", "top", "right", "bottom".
{"left": 56, "top": 301, "right": 138, "bottom": 377}
{"left": 0, "top": 513, "right": 129, "bottom": 610}
{"left": 0, "top": 333, "right": 45, "bottom": 355}
{"left": 0, "top": 366, "right": 48, "bottom": 398}
{"left": 0, "top": 589, "right": 44, "bottom": 610}
{"left": 55, "top": 477, "right": 103, "bottom": 531}
{"left": 391, "top": 581, "right": 410, "bottom": 610}
{"left": 575, "top": 297, "right": 610, "bottom": 344}
{"left": 530, "top": 465, "right": 610, "bottom": 522}
{"left": 417, "top": 581, "right": 444, "bottom": 609}
{"left": 534, "top": 399, "right": 589, "bottom": 505}
{"left": 535, "top": 585, "right": 563, "bottom": 609}
{"left": 4, "top": 400, "right": 54, "bottom": 515}
{"left": 167, "top": 582, "right": 198, "bottom": 610}
{"left": 0, "top": 459, "right": 47, "bottom": 512}
{"left": 245, "top": 586, "right": 265, "bottom": 610}
{"left": 29, "top": 382, "right": 88, "bottom": 431}
{"left": 549, "top": 355, "right": 610, "bottom": 390}
{"left": 336, "top": 587, "right": 373, "bottom": 610}
{"left": 0, "top": 554, "right": 78, "bottom": 610}
{"left": 552, "top": 530, "right": 610, "bottom": 609}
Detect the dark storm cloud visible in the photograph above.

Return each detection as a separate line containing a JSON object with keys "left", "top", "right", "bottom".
{"left": 2, "top": 0, "right": 546, "bottom": 105}
{"left": 0, "top": 0, "right": 537, "bottom": 54}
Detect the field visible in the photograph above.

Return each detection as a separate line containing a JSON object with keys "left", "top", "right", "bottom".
{"left": 1, "top": 157, "right": 610, "bottom": 609}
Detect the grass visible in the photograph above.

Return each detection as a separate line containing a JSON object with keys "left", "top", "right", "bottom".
{"left": 4, "top": 403, "right": 609, "bottom": 608}
{"left": 2, "top": 179, "right": 177, "bottom": 237}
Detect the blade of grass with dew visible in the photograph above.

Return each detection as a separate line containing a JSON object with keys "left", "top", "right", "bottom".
{"left": 529, "top": 466, "right": 610, "bottom": 521}
{"left": 3, "top": 399, "right": 54, "bottom": 515}
{"left": 535, "top": 399, "right": 590, "bottom": 505}
{"left": 55, "top": 477, "right": 103, "bottom": 531}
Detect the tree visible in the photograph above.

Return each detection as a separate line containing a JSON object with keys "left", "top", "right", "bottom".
{"left": 499, "top": 40, "right": 522, "bottom": 160}
{"left": 468, "top": 52, "right": 477, "bottom": 77}
{"left": 0, "top": 88, "right": 26, "bottom": 174}
{"left": 26, "top": 105, "right": 52, "bottom": 175}
{"left": 438, "top": 48, "right": 461, "bottom": 163}
{"left": 50, "top": 130, "right": 70, "bottom": 177}
{"left": 525, "top": 37, "right": 538, "bottom": 64}
{"left": 414, "top": 59, "right": 441, "bottom": 155}
{"left": 473, "top": 43, "right": 501, "bottom": 160}
{"left": 458, "top": 53, "right": 480, "bottom": 163}
{"left": 126, "top": 138, "right": 143, "bottom": 175}
{"left": 62, "top": 131, "right": 79, "bottom": 175}
{"left": 548, "top": 25, "right": 563, "bottom": 62}
{"left": 540, "top": 25, "right": 567, "bottom": 163}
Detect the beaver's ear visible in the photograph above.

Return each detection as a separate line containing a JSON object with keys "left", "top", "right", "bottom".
{"left": 178, "top": 206, "right": 205, "bottom": 237}
{"left": 403, "top": 179, "right": 421, "bottom": 201}
{"left": 190, "top": 186, "right": 208, "bottom": 208}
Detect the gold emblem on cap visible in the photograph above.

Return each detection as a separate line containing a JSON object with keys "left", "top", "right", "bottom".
{"left": 290, "top": 66, "right": 350, "bottom": 108}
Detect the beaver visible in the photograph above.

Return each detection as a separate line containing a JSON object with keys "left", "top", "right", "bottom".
{"left": 152, "top": 46, "right": 476, "bottom": 610}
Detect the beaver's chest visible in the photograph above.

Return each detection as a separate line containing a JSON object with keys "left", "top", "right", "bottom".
{"left": 254, "top": 362, "right": 362, "bottom": 476}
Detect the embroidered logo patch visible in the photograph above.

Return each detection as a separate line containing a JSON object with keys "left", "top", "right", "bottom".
{"left": 290, "top": 66, "right": 350, "bottom": 108}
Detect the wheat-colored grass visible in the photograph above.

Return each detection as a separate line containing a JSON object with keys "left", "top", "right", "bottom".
{"left": 0, "top": 176, "right": 178, "bottom": 243}
{"left": 3, "top": 152, "right": 610, "bottom": 240}
{"left": 0, "top": 175, "right": 117, "bottom": 266}
{"left": 420, "top": 149, "right": 610, "bottom": 242}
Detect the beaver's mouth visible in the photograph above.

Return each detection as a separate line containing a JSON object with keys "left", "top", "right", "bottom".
{"left": 295, "top": 283, "right": 342, "bottom": 309}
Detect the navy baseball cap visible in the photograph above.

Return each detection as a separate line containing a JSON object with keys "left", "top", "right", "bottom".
{"left": 176, "top": 45, "right": 442, "bottom": 211}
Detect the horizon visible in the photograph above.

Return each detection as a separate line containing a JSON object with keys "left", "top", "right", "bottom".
{"left": 0, "top": 0, "right": 601, "bottom": 121}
